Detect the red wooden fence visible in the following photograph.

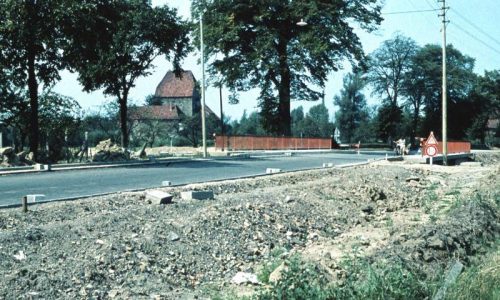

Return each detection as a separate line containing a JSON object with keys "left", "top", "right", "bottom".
{"left": 423, "top": 141, "right": 471, "bottom": 156}
{"left": 215, "top": 135, "right": 334, "bottom": 151}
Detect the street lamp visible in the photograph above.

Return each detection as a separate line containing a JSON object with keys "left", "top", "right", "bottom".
{"left": 200, "top": 16, "right": 208, "bottom": 158}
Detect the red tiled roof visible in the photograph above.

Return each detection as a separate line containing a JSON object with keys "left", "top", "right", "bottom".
{"left": 129, "top": 105, "right": 181, "bottom": 121}
{"left": 155, "top": 70, "right": 196, "bottom": 98}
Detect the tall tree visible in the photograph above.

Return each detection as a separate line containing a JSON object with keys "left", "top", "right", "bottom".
{"left": 63, "top": 0, "right": 190, "bottom": 149}
{"left": 466, "top": 70, "right": 500, "bottom": 144}
{"left": 191, "top": 0, "right": 382, "bottom": 136}
{"left": 299, "top": 104, "right": 334, "bottom": 138}
{"left": 334, "top": 73, "right": 368, "bottom": 143}
{"left": 0, "top": 0, "right": 67, "bottom": 160}
{"left": 367, "top": 34, "right": 418, "bottom": 106}
{"left": 410, "top": 44, "right": 476, "bottom": 138}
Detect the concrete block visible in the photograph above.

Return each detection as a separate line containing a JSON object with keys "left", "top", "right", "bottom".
{"left": 26, "top": 194, "right": 45, "bottom": 203}
{"left": 181, "top": 190, "right": 214, "bottom": 200}
{"left": 460, "top": 161, "right": 482, "bottom": 167}
{"left": 146, "top": 190, "right": 173, "bottom": 204}
{"left": 266, "top": 168, "right": 282, "bottom": 174}
{"left": 34, "top": 164, "right": 51, "bottom": 171}
{"left": 322, "top": 163, "right": 334, "bottom": 168}
{"left": 161, "top": 181, "right": 172, "bottom": 187}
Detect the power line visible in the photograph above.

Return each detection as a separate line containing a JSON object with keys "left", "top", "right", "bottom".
{"left": 423, "top": 0, "right": 438, "bottom": 10}
{"left": 450, "top": 21, "right": 500, "bottom": 56}
{"left": 449, "top": 8, "right": 500, "bottom": 47}
{"left": 447, "top": 31, "right": 500, "bottom": 66}
{"left": 382, "top": 9, "right": 439, "bottom": 15}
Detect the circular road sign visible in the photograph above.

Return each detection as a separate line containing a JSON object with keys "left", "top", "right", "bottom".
{"left": 426, "top": 145, "right": 438, "bottom": 157}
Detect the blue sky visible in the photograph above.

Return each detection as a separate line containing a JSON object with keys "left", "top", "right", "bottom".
{"left": 54, "top": 0, "right": 500, "bottom": 122}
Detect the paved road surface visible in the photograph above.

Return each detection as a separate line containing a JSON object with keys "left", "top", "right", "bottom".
{"left": 0, "top": 152, "right": 387, "bottom": 206}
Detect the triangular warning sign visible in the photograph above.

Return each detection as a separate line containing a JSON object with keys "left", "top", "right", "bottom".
{"left": 425, "top": 131, "right": 438, "bottom": 146}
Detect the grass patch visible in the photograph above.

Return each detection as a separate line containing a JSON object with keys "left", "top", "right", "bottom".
{"left": 257, "top": 248, "right": 286, "bottom": 284}
{"left": 332, "top": 258, "right": 439, "bottom": 299}
{"left": 446, "top": 243, "right": 500, "bottom": 300}
{"left": 255, "top": 255, "right": 439, "bottom": 300}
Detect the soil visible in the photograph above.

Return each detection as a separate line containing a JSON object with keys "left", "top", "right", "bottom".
{"left": 0, "top": 153, "right": 498, "bottom": 299}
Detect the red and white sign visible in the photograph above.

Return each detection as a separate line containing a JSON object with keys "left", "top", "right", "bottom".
{"left": 424, "top": 131, "right": 438, "bottom": 157}
{"left": 425, "top": 145, "right": 438, "bottom": 156}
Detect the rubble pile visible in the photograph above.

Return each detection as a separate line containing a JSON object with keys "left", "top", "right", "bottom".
{"left": 92, "top": 139, "right": 128, "bottom": 162}
{"left": 0, "top": 147, "right": 33, "bottom": 167}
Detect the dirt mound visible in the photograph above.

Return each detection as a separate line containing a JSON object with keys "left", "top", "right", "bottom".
{"left": 0, "top": 161, "right": 498, "bottom": 299}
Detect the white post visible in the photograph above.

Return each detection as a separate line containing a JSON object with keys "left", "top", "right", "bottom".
{"left": 200, "top": 17, "right": 207, "bottom": 158}
{"left": 430, "top": 156, "right": 433, "bottom": 166}
{"left": 0, "top": 132, "right": 3, "bottom": 148}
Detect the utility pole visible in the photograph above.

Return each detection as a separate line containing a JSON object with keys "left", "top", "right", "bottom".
{"left": 439, "top": 0, "right": 448, "bottom": 165}
{"left": 200, "top": 17, "right": 207, "bottom": 158}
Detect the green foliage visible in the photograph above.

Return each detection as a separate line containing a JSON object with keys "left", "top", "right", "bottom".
{"left": 192, "top": 0, "right": 383, "bottom": 135}
{"left": 257, "top": 255, "right": 334, "bottom": 300}
{"left": 38, "top": 92, "right": 82, "bottom": 162}
{"left": 232, "top": 111, "right": 267, "bottom": 136}
{"left": 63, "top": 0, "right": 190, "bottom": 148}
{"left": 333, "top": 258, "right": 437, "bottom": 299}
{"left": 334, "top": 73, "right": 370, "bottom": 143}
{"left": 466, "top": 70, "right": 500, "bottom": 145}
{"left": 294, "top": 104, "right": 334, "bottom": 138}
{"left": 376, "top": 102, "right": 403, "bottom": 142}
{"left": 410, "top": 44, "right": 476, "bottom": 138}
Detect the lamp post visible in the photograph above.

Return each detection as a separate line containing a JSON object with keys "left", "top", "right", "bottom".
{"left": 200, "top": 17, "right": 208, "bottom": 158}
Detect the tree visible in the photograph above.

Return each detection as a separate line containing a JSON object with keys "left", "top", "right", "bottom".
{"left": 63, "top": 0, "right": 190, "bottom": 149}
{"left": 367, "top": 34, "right": 418, "bottom": 142}
{"left": 233, "top": 111, "right": 267, "bottom": 136}
{"left": 410, "top": 44, "right": 476, "bottom": 138}
{"left": 368, "top": 34, "right": 419, "bottom": 106}
{"left": 191, "top": 0, "right": 382, "bottom": 136}
{"left": 0, "top": 0, "right": 68, "bottom": 160}
{"left": 334, "top": 73, "right": 368, "bottom": 143}
{"left": 291, "top": 106, "right": 305, "bottom": 136}
{"left": 466, "top": 70, "right": 500, "bottom": 144}
{"left": 38, "top": 92, "right": 82, "bottom": 162}
{"left": 297, "top": 104, "right": 334, "bottom": 138}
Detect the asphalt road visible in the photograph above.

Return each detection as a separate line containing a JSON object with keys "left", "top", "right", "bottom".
{"left": 0, "top": 152, "right": 387, "bottom": 206}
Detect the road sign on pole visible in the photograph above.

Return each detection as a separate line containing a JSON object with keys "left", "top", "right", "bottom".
{"left": 425, "top": 131, "right": 438, "bottom": 165}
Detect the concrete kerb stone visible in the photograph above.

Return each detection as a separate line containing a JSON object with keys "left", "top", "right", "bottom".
{"left": 181, "top": 190, "right": 214, "bottom": 201}
{"left": 145, "top": 190, "right": 173, "bottom": 204}
{"left": 266, "top": 168, "right": 282, "bottom": 174}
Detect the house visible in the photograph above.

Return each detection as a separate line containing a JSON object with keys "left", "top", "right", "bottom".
{"left": 129, "top": 70, "right": 217, "bottom": 122}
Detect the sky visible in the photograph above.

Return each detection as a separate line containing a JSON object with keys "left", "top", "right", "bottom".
{"left": 53, "top": 0, "right": 500, "bottom": 122}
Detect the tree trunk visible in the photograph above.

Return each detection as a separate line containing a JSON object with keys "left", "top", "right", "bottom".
{"left": 119, "top": 93, "right": 129, "bottom": 150}
{"left": 277, "top": 38, "right": 291, "bottom": 136}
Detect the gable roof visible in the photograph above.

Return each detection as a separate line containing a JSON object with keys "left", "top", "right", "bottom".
{"left": 155, "top": 70, "right": 196, "bottom": 98}
{"left": 129, "top": 105, "right": 181, "bottom": 121}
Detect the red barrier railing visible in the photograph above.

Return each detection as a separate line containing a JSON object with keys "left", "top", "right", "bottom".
{"left": 215, "top": 135, "right": 334, "bottom": 151}
{"left": 436, "top": 141, "right": 471, "bottom": 154}
{"left": 423, "top": 141, "right": 471, "bottom": 156}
